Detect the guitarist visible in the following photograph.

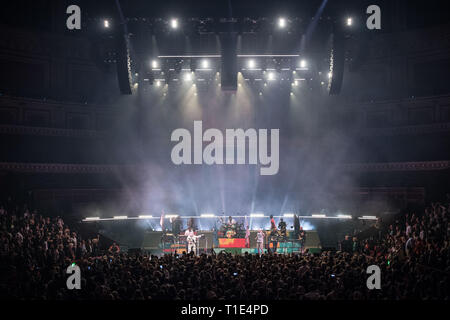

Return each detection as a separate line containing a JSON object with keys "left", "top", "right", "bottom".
{"left": 269, "top": 215, "right": 278, "bottom": 254}
{"left": 184, "top": 227, "right": 202, "bottom": 254}
{"left": 278, "top": 218, "right": 287, "bottom": 238}
{"left": 298, "top": 226, "right": 306, "bottom": 253}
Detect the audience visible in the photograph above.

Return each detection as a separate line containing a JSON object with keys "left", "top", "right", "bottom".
{"left": 0, "top": 196, "right": 448, "bottom": 300}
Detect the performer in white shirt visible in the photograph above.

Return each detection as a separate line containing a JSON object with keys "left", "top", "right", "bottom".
{"left": 256, "top": 229, "right": 265, "bottom": 256}
{"left": 184, "top": 227, "right": 202, "bottom": 254}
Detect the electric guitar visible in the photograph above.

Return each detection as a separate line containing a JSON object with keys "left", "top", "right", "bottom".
{"left": 187, "top": 234, "right": 204, "bottom": 243}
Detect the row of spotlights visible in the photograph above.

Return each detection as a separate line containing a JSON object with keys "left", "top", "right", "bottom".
{"left": 84, "top": 214, "right": 377, "bottom": 221}
{"left": 104, "top": 17, "right": 354, "bottom": 30}
{"left": 150, "top": 59, "right": 307, "bottom": 70}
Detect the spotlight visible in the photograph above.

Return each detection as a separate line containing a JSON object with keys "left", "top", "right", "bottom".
{"left": 247, "top": 59, "right": 255, "bottom": 69}
{"left": 201, "top": 59, "right": 209, "bottom": 69}
{"left": 104, "top": 20, "right": 110, "bottom": 28}
{"left": 283, "top": 213, "right": 295, "bottom": 218}
{"left": 300, "top": 59, "right": 307, "bottom": 68}
{"left": 138, "top": 215, "right": 153, "bottom": 219}
{"left": 200, "top": 213, "right": 215, "bottom": 218}
{"left": 267, "top": 72, "right": 275, "bottom": 81}
{"left": 85, "top": 217, "right": 100, "bottom": 221}
{"left": 346, "top": 17, "right": 353, "bottom": 26}
{"left": 278, "top": 17, "right": 286, "bottom": 29}
{"left": 151, "top": 60, "right": 158, "bottom": 69}
{"left": 312, "top": 214, "right": 326, "bottom": 218}
{"left": 156, "top": 80, "right": 161, "bottom": 87}
{"left": 184, "top": 73, "right": 192, "bottom": 82}
{"left": 170, "top": 18, "right": 178, "bottom": 29}
{"left": 359, "top": 215, "right": 377, "bottom": 220}
{"left": 113, "top": 216, "right": 128, "bottom": 220}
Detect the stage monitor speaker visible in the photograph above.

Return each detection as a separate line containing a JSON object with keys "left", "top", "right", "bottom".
{"left": 328, "top": 31, "right": 345, "bottom": 95}
{"left": 220, "top": 34, "right": 237, "bottom": 91}
{"left": 115, "top": 31, "right": 132, "bottom": 95}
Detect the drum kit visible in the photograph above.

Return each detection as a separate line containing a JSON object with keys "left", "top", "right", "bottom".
{"left": 219, "top": 221, "right": 244, "bottom": 238}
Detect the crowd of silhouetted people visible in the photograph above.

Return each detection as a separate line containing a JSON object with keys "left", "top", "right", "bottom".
{"left": 0, "top": 196, "right": 449, "bottom": 300}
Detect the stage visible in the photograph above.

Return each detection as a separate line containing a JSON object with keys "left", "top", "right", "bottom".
{"left": 138, "top": 230, "right": 322, "bottom": 255}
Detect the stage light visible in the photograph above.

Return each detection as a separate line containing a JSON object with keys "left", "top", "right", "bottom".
{"left": 156, "top": 80, "right": 161, "bottom": 87}
{"left": 184, "top": 73, "right": 192, "bottom": 82}
{"left": 267, "top": 72, "right": 275, "bottom": 81}
{"left": 359, "top": 215, "right": 377, "bottom": 220}
{"left": 312, "top": 214, "right": 326, "bottom": 218}
{"left": 85, "top": 217, "right": 100, "bottom": 221}
{"left": 278, "top": 17, "right": 286, "bottom": 29}
{"left": 247, "top": 59, "right": 256, "bottom": 69}
{"left": 166, "top": 214, "right": 179, "bottom": 218}
{"left": 151, "top": 60, "right": 158, "bottom": 69}
{"left": 346, "top": 17, "right": 353, "bottom": 26}
{"left": 250, "top": 213, "right": 264, "bottom": 217}
{"left": 201, "top": 59, "right": 209, "bottom": 69}
{"left": 113, "top": 216, "right": 128, "bottom": 220}
{"left": 104, "top": 20, "right": 110, "bottom": 28}
{"left": 337, "top": 214, "right": 352, "bottom": 219}
{"left": 170, "top": 18, "right": 178, "bottom": 29}
{"left": 138, "top": 215, "right": 153, "bottom": 219}
{"left": 300, "top": 59, "right": 307, "bottom": 68}
{"left": 200, "top": 213, "right": 215, "bottom": 218}
{"left": 283, "top": 213, "right": 295, "bottom": 218}
{"left": 290, "top": 92, "right": 293, "bottom": 96}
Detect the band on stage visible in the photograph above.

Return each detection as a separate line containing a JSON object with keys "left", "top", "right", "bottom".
{"left": 160, "top": 214, "right": 306, "bottom": 255}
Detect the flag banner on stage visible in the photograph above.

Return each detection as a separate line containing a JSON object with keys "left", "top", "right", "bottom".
{"left": 219, "top": 238, "right": 246, "bottom": 248}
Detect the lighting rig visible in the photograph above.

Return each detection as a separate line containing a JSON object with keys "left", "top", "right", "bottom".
{"left": 87, "top": 15, "right": 356, "bottom": 95}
